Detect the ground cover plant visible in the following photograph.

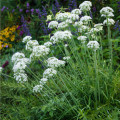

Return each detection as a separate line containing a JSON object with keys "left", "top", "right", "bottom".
{"left": 0, "top": 0, "right": 120, "bottom": 120}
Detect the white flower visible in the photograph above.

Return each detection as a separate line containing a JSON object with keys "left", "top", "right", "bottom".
{"left": 79, "top": 1, "right": 92, "bottom": 12}
{"left": 77, "top": 36, "right": 87, "bottom": 43}
{"left": 78, "top": 25, "right": 90, "bottom": 33}
{"left": 90, "top": 28, "right": 99, "bottom": 33}
{"left": 87, "top": 41, "right": 99, "bottom": 50}
{"left": 101, "top": 12, "right": 114, "bottom": 17}
{"left": 94, "top": 23, "right": 103, "bottom": 31}
{"left": 64, "top": 44, "right": 68, "bottom": 47}
{"left": 50, "top": 30, "right": 72, "bottom": 44}
{"left": 32, "top": 45, "right": 50, "bottom": 58}
{"left": 46, "top": 57, "right": 65, "bottom": 68}
{"left": 11, "top": 52, "right": 25, "bottom": 63}
{"left": 57, "top": 22, "right": 68, "bottom": 29}
{"left": 43, "top": 68, "right": 57, "bottom": 78}
{"left": 14, "top": 72, "right": 28, "bottom": 83}
{"left": 44, "top": 42, "right": 52, "bottom": 47}
{"left": 65, "top": 19, "right": 73, "bottom": 24}
{"left": 26, "top": 40, "right": 39, "bottom": 51}
{"left": 100, "top": 7, "right": 114, "bottom": 18}
{"left": 55, "top": 12, "right": 71, "bottom": 21}
{"left": 63, "top": 56, "right": 70, "bottom": 60}
{"left": 73, "top": 21, "right": 83, "bottom": 27}
{"left": 0, "top": 67, "right": 3, "bottom": 73}
{"left": 71, "top": 9, "right": 82, "bottom": 15}
{"left": 48, "top": 21, "right": 58, "bottom": 29}
{"left": 33, "top": 85, "right": 43, "bottom": 92}
{"left": 14, "top": 58, "right": 30, "bottom": 65}
{"left": 40, "top": 78, "right": 48, "bottom": 84}
{"left": 13, "top": 61, "right": 27, "bottom": 73}
{"left": 103, "top": 18, "right": 115, "bottom": 25}
{"left": 80, "top": 16, "right": 92, "bottom": 24}
{"left": 68, "top": 14, "right": 79, "bottom": 21}
{"left": 22, "top": 36, "right": 32, "bottom": 43}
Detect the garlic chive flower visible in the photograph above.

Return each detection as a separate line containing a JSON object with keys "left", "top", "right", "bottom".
{"left": 44, "top": 41, "right": 52, "bottom": 47}
{"left": 90, "top": 28, "right": 99, "bottom": 34}
{"left": 68, "top": 14, "right": 79, "bottom": 21}
{"left": 87, "top": 41, "right": 99, "bottom": 50}
{"left": 13, "top": 61, "right": 27, "bottom": 73}
{"left": 80, "top": 16, "right": 92, "bottom": 25}
{"left": 77, "top": 36, "right": 87, "bottom": 43}
{"left": 103, "top": 18, "right": 115, "bottom": 26}
{"left": 40, "top": 78, "right": 48, "bottom": 85}
{"left": 0, "top": 67, "right": 3, "bottom": 74}
{"left": 55, "top": 12, "right": 71, "bottom": 21}
{"left": 14, "top": 72, "right": 28, "bottom": 83}
{"left": 14, "top": 58, "right": 30, "bottom": 65}
{"left": 48, "top": 21, "right": 58, "bottom": 29}
{"left": 100, "top": 7, "right": 114, "bottom": 18}
{"left": 65, "top": 19, "right": 73, "bottom": 24}
{"left": 43, "top": 68, "right": 57, "bottom": 78}
{"left": 50, "top": 30, "right": 72, "bottom": 44}
{"left": 57, "top": 22, "right": 68, "bottom": 29}
{"left": 71, "top": 9, "right": 82, "bottom": 15}
{"left": 23, "top": 36, "right": 32, "bottom": 43}
{"left": 78, "top": 25, "right": 90, "bottom": 33}
{"left": 63, "top": 56, "right": 70, "bottom": 60}
{"left": 11, "top": 52, "right": 25, "bottom": 63}
{"left": 33, "top": 85, "right": 43, "bottom": 92}
{"left": 26, "top": 40, "right": 39, "bottom": 51}
{"left": 94, "top": 23, "right": 103, "bottom": 31}
{"left": 46, "top": 57, "right": 65, "bottom": 68}
{"left": 79, "top": 1, "right": 92, "bottom": 12}
{"left": 32, "top": 45, "right": 50, "bottom": 58}
{"left": 73, "top": 21, "right": 83, "bottom": 27}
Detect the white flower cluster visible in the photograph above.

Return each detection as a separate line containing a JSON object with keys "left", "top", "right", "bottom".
{"left": 68, "top": 14, "right": 79, "bottom": 21}
{"left": 77, "top": 36, "right": 87, "bottom": 43}
{"left": 46, "top": 57, "right": 65, "bottom": 68}
{"left": 63, "top": 56, "right": 70, "bottom": 60}
{"left": 100, "top": 7, "right": 115, "bottom": 26}
{"left": 43, "top": 68, "right": 57, "bottom": 78}
{"left": 26, "top": 40, "right": 39, "bottom": 51}
{"left": 55, "top": 12, "right": 71, "bottom": 21}
{"left": 78, "top": 25, "right": 90, "bottom": 33}
{"left": 33, "top": 78, "right": 48, "bottom": 92}
{"left": 30, "top": 45, "right": 50, "bottom": 60}
{"left": 79, "top": 1, "right": 92, "bottom": 12}
{"left": 87, "top": 41, "right": 99, "bottom": 50}
{"left": 80, "top": 16, "right": 92, "bottom": 24}
{"left": 100, "top": 7, "right": 114, "bottom": 18}
{"left": 23, "top": 36, "right": 32, "bottom": 43}
{"left": 94, "top": 23, "right": 103, "bottom": 31}
{"left": 103, "top": 18, "right": 115, "bottom": 26}
{"left": 14, "top": 72, "right": 28, "bottom": 83}
{"left": 50, "top": 30, "right": 72, "bottom": 44}
{"left": 0, "top": 67, "right": 3, "bottom": 74}
{"left": 71, "top": 9, "right": 82, "bottom": 15}
{"left": 65, "top": 19, "right": 73, "bottom": 24}
{"left": 48, "top": 21, "right": 58, "bottom": 29}
{"left": 73, "top": 21, "right": 83, "bottom": 27}
{"left": 11, "top": 52, "right": 25, "bottom": 63}
{"left": 12, "top": 52, "right": 30, "bottom": 83}
{"left": 57, "top": 22, "right": 68, "bottom": 29}
{"left": 33, "top": 84, "right": 43, "bottom": 92}
{"left": 44, "top": 41, "right": 52, "bottom": 47}
{"left": 89, "top": 28, "right": 99, "bottom": 34}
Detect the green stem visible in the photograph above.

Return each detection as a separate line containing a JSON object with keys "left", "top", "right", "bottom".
{"left": 107, "top": 23, "right": 113, "bottom": 80}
